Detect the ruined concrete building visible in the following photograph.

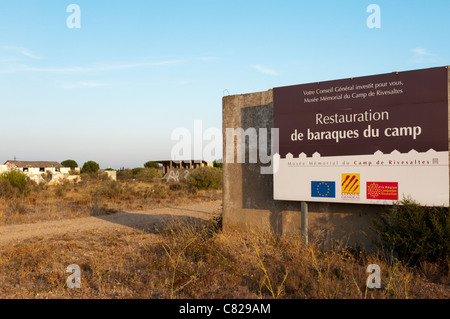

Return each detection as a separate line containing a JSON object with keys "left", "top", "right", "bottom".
{"left": 0, "top": 160, "right": 81, "bottom": 185}
{"left": 157, "top": 160, "right": 212, "bottom": 182}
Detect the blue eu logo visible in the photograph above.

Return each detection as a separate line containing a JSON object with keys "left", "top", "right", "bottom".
{"left": 311, "top": 181, "right": 336, "bottom": 198}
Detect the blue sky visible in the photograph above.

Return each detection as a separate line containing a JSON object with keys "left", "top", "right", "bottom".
{"left": 0, "top": 0, "right": 448, "bottom": 169}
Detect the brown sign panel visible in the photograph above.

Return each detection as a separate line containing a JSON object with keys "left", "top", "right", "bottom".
{"left": 273, "top": 67, "right": 448, "bottom": 158}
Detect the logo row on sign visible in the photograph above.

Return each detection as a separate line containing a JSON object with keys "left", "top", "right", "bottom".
{"left": 311, "top": 174, "right": 398, "bottom": 200}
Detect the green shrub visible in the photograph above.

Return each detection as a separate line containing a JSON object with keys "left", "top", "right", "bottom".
{"left": 132, "top": 167, "right": 144, "bottom": 175}
{"left": 213, "top": 159, "right": 223, "bottom": 169}
{"left": 95, "top": 181, "right": 124, "bottom": 200}
{"left": 151, "top": 183, "right": 168, "bottom": 198}
{"left": 188, "top": 167, "right": 222, "bottom": 190}
{"left": 0, "top": 171, "right": 30, "bottom": 198}
{"left": 0, "top": 171, "right": 27, "bottom": 193}
{"left": 371, "top": 198, "right": 449, "bottom": 268}
{"left": 137, "top": 168, "right": 162, "bottom": 181}
{"left": 117, "top": 167, "right": 162, "bottom": 182}
{"left": 117, "top": 168, "right": 133, "bottom": 181}
{"left": 0, "top": 177, "right": 17, "bottom": 198}
{"left": 61, "top": 159, "right": 78, "bottom": 169}
{"left": 82, "top": 161, "right": 100, "bottom": 174}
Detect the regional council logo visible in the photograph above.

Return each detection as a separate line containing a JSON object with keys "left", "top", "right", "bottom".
{"left": 367, "top": 183, "right": 382, "bottom": 197}
{"left": 366, "top": 182, "right": 399, "bottom": 200}
{"left": 341, "top": 173, "right": 360, "bottom": 200}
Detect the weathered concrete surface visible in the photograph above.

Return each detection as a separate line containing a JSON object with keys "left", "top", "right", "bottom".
{"left": 222, "top": 91, "right": 387, "bottom": 249}
{"left": 102, "top": 170, "right": 117, "bottom": 181}
{"left": 163, "top": 168, "right": 191, "bottom": 183}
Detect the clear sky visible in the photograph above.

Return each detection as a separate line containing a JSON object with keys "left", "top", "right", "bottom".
{"left": 0, "top": 0, "right": 448, "bottom": 169}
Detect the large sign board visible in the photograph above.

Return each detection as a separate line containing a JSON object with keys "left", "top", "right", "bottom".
{"left": 273, "top": 67, "right": 449, "bottom": 206}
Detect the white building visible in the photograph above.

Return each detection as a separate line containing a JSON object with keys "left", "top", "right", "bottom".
{"left": 1, "top": 160, "right": 81, "bottom": 184}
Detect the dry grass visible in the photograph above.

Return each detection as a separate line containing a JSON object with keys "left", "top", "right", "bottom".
{"left": 0, "top": 216, "right": 447, "bottom": 299}
{"left": 0, "top": 177, "right": 220, "bottom": 226}
{"left": 0, "top": 177, "right": 447, "bottom": 299}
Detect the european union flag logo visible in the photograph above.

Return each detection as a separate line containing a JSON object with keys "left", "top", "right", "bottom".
{"left": 311, "top": 181, "right": 336, "bottom": 198}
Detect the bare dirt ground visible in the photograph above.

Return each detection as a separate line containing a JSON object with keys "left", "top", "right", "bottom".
{"left": 0, "top": 200, "right": 222, "bottom": 246}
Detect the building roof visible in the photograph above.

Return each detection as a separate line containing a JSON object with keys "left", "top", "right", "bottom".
{"left": 156, "top": 160, "right": 209, "bottom": 165}
{"left": 4, "top": 160, "right": 63, "bottom": 168}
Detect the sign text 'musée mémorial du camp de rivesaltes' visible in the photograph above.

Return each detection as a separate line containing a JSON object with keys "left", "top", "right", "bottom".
{"left": 273, "top": 66, "right": 449, "bottom": 206}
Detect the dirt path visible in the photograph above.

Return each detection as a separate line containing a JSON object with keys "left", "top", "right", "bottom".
{"left": 0, "top": 200, "right": 222, "bottom": 246}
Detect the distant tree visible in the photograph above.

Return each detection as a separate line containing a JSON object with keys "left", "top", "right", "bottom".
{"left": 61, "top": 159, "right": 78, "bottom": 169}
{"left": 144, "top": 161, "right": 160, "bottom": 169}
{"left": 213, "top": 159, "right": 223, "bottom": 169}
{"left": 82, "top": 161, "right": 100, "bottom": 174}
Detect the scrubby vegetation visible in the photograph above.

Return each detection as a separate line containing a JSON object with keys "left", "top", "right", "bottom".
{"left": 213, "top": 159, "right": 223, "bottom": 169}
{"left": 188, "top": 167, "right": 222, "bottom": 190}
{"left": 371, "top": 198, "right": 449, "bottom": 276}
{"left": 0, "top": 216, "right": 447, "bottom": 299}
{"left": 0, "top": 168, "right": 447, "bottom": 299}
{"left": 153, "top": 220, "right": 448, "bottom": 299}
{"left": 0, "top": 171, "right": 28, "bottom": 196}
{"left": 117, "top": 167, "right": 162, "bottom": 182}
{"left": 0, "top": 170, "right": 220, "bottom": 226}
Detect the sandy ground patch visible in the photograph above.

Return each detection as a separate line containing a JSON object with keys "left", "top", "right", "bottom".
{"left": 0, "top": 200, "right": 222, "bottom": 246}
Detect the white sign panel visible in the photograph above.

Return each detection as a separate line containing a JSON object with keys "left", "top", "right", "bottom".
{"left": 273, "top": 67, "right": 449, "bottom": 206}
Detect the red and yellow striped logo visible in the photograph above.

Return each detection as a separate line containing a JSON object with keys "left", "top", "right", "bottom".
{"left": 341, "top": 174, "right": 360, "bottom": 194}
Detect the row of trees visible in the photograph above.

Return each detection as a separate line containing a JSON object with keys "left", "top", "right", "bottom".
{"left": 62, "top": 159, "right": 223, "bottom": 173}
{"left": 61, "top": 159, "right": 99, "bottom": 174}
{"left": 61, "top": 159, "right": 222, "bottom": 175}
{"left": 60, "top": 160, "right": 161, "bottom": 174}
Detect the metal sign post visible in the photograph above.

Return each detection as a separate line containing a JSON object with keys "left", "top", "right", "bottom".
{"left": 301, "top": 201, "right": 308, "bottom": 245}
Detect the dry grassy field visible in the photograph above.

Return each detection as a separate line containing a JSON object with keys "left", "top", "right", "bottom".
{"left": 0, "top": 175, "right": 448, "bottom": 299}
